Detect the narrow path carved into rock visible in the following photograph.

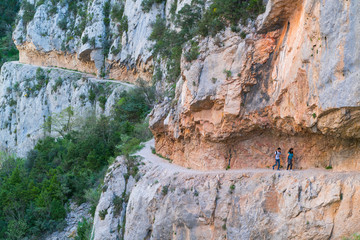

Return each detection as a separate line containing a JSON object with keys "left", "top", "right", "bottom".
{"left": 136, "top": 139, "right": 360, "bottom": 178}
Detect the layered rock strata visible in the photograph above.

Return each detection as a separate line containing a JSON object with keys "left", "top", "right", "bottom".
{"left": 13, "top": 0, "right": 165, "bottom": 82}
{"left": 150, "top": 0, "right": 360, "bottom": 170}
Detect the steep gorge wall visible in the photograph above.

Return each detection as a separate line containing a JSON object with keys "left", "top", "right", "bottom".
{"left": 0, "top": 62, "right": 130, "bottom": 157}
{"left": 93, "top": 141, "right": 360, "bottom": 240}
{"left": 13, "top": 0, "right": 168, "bottom": 82}
{"left": 150, "top": 0, "right": 360, "bottom": 170}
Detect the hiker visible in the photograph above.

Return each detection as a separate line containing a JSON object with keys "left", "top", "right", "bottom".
{"left": 272, "top": 147, "right": 281, "bottom": 170}
{"left": 287, "top": 148, "right": 294, "bottom": 170}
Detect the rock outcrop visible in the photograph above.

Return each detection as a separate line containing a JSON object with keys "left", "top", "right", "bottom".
{"left": 13, "top": 0, "right": 163, "bottom": 82}
{"left": 0, "top": 62, "right": 130, "bottom": 157}
{"left": 150, "top": 0, "right": 360, "bottom": 171}
{"left": 93, "top": 140, "right": 360, "bottom": 240}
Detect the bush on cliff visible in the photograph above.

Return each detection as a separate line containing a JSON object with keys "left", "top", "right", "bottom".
{"left": 149, "top": 0, "right": 265, "bottom": 83}
{"left": 0, "top": 83, "right": 155, "bottom": 238}
{"left": 0, "top": 0, "right": 20, "bottom": 67}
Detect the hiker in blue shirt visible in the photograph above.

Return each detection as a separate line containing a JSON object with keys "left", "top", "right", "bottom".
{"left": 272, "top": 148, "right": 281, "bottom": 170}
{"left": 287, "top": 148, "right": 294, "bottom": 170}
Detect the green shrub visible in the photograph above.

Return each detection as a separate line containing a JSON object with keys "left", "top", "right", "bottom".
{"left": 224, "top": 69, "right": 232, "bottom": 78}
{"left": 50, "top": 199, "right": 67, "bottom": 220}
{"left": 141, "top": 0, "right": 166, "bottom": 12}
{"left": 88, "top": 89, "right": 96, "bottom": 102}
{"left": 240, "top": 31, "right": 247, "bottom": 39}
{"left": 229, "top": 184, "right": 235, "bottom": 194}
{"left": 22, "top": 1, "right": 36, "bottom": 26}
{"left": 75, "top": 218, "right": 92, "bottom": 240}
{"left": 52, "top": 77, "right": 63, "bottom": 93}
{"left": 90, "top": 37, "right": 96, "bottom": 48}
{"left": 111, "top": 4, "right": 124, "bottom": 22}
{"left": 198, "top": 0, "right": 265, "bottom": 37}
{"left": 103, "top": 0, "right": 111, "bottom": 27}
{"left": 184, "top": 41, "right": 200, "bottom": 62}
{"left": 113, "top": 195, "right": 123, "bottom": 217}
{"left": 36, "top": 0, "right": 45, "bottom": 7}
{"left": 99, "top": 209, "right": 108, "bottom": 220}
{"left": 58, "top": 18, "right": 68, "bottom": 31}
{"left": 0, "top": 84, "right": 155, "bottom": 239}
{"left": 82, "top": 34, "right": 89, "bottom": 44}
{"left": 162, "top": 185, "right": 169, "bottom": 195}
{"left": 98, "top": 95, "right": 107, "bottom": 110}
{"left": 118, "top": 15, "right": 128, "bottom": 34}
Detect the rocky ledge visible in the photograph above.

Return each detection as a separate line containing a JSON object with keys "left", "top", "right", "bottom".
{"left": 150, "top": 0, "right": 360, "bottom": 171}
{"left": 92, "top": 140, "right": 360, "bottom": 240}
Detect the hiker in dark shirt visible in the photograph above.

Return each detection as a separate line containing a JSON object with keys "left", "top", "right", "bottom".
{"left": 272, "top": 148, "right": 281, "bottom": 170}
{"left": 287, "top": 148, "right": 294, "bottom": 170}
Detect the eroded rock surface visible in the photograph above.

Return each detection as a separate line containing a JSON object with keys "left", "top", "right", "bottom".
{"left": 93, "top": 140, "right": 360, "bottom": 240}
{"left": 150, "top": 0, "right": 360, "bottom": 170}
{"left": 0, "top": 62, "right": 131, "bottom": 157}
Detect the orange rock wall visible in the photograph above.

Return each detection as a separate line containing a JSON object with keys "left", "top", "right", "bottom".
{"left": 150, "top": 0, "right": 360, "bottom": 170}
{"left": 18, "top": 42, "right": 153, "bottom": 83}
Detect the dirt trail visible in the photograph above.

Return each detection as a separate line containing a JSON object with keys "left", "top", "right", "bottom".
{"left": 136, "top": 139, "right": 355, "bottom": 177}
{"left": 13, "top": 61, "right": 134, "bottom": 87}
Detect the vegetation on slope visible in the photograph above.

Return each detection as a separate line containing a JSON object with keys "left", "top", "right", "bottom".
{"left": 149, "top": 0, "right": 265, "bottom": 87}
{"left": 0, "top": 82, "right": 155, "bottom": 239}
{"left": 0, "top": 0, "right": 20, "bottom": 67}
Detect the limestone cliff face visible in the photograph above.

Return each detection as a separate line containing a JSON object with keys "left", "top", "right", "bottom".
{"left": 14, "top": 0, "right": 161, "bottom": 82}
{"left": 93, "top": 141, "right": 360, "bottom": 240}
{"left": 0, "top": 62, "right": 130, "bottom": 157}
{"left": 150, "top": 0, "right": 360, "bottom": 170}
{"left": 13, "top": 0, "right": 195, "bottom": 83}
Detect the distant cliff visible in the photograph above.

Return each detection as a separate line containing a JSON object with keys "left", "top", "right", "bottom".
{"left": 0, "top": 62, "right": 130, "bottom": 156}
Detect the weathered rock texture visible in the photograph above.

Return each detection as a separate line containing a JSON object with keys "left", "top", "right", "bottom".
{"left": 0, "top": 61, "right": 130, "bottom": 157}
{"left": 93, "top": 140, "right": 360, "bottom": 240}
{"left": 150, "top": 0, "right": 360, "bottom": 170}
{"left": 13, "top": 0, "right": 164, "bottom": 82}
{"left": 46, "top": 202, "right": 92, "bottom": 240}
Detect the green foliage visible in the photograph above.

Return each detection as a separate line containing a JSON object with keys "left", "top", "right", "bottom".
{"left": 75, "top": 217, "right": 92, "bottom": 240}
{"left": 141, "top": 0, "right": 166, "bottom": 13}
{"left": 344, "top": 234, "right": 360, "bottom": 240}
{"left": 118, "top": 15, "right": 128, "bottom": 34}
{"left": 162, "top": 185, "right": 169, "bottom": 195}
{"left": 229, "top": 184, "right": 235, "bottom": 194}
{"left": 84, "top": 186, "right": 101, "bottom": 217}
{"left": 99, "top": 209, "right": 108, "bottom": 220}
{"left": 58, "top": 17, "right": 68, "bottom": 31}
{"left": 240, "top": 31, "right": 247, "bottom": 39}
{"left": 90, "top": 37, "right": 96, "bottom": 48}
{"left": 52, "top": 77, "right": 63, "bottom": 93}
{"left": 35, "top": 67, "right": 49, "bottom": 90}
{"left": 312, "top": 113, "right": 317, "bottom": 119}
{"left": 113, "top": 195, "right": 123, "bottom": 217}
{"left": 22, "top": 1, "right": 36, "bottom": 26}
{"left": 0, "top": 84, "right": 155, "bottom": 238}
{"left": 111, "top": 4, "right": 124, "bottom": 22}
{"left": 184, "top": 40, "right": 200, "bottom": 62}
{"left": 82, "top": 34, "right": 89, "bottom": 44}
{"left": 148, "top": 0, "right": 265, "bottom": 82}
{"left": 98, "top": 95, "right": 107, "bottom": 110}
{"left": 0, "top": 0, "right": 19, "bottom": 67}
{"left": 88, "top": 89, "right": 96, "bottom": 102}
{"left": 198, "top": 0, "right": 265, "bottom": 37}
{"left": 325, "top": 165, "right": 333, "bottom": 170}
{"left": 224, "top": 69, "right": 232, "bottom": 78}
{"left": 103, "top": 0, "right": 111, "bottom": 27}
